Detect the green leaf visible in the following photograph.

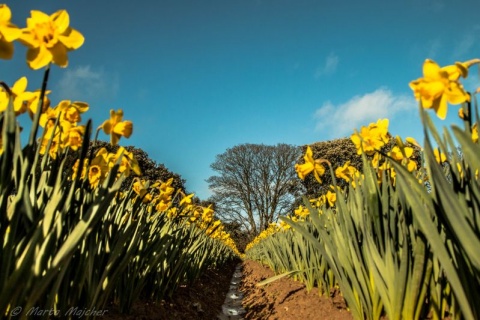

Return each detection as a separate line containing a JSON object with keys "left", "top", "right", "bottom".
{"left": 256, "top": 269, "right": 302, "bottom": 287}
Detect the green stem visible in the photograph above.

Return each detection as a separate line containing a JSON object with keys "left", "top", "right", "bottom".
{"left": 28, "top": 64, "right": 51, "bottom": 146}
{"left": 462, "top": 99, "right": 472, "bottom": 133}
{"left": 0, "top": 81, "right": 13, "bottom": 95}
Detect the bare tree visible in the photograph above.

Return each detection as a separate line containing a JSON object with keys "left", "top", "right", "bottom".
{"left": 207, "top": 143, "right": 304, "bottom": 237}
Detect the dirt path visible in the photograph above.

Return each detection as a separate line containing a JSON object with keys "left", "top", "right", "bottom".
{"left": 240, "top": 260, "right": 353, "bottom": 320}
{"left": 103, "top": 258, "right": 241, "bottom": 320}
{"left": 102, "top": 258, "right": 353, "bottom": 319}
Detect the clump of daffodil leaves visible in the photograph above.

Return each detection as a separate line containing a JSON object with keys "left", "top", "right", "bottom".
{"left": 246, "top": 58, "right": 480, "bottom": 320}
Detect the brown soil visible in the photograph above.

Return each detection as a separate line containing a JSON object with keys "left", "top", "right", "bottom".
{"left": 102, "top": 258, "right": 241, "bottom": 320}
{"left": 241, "top": 259, "right": 353, "bottom": 320}
{"left": 100, "top": 259, "right": 353, "bottom": 320}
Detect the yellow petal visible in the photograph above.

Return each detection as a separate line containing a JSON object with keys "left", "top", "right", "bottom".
{"left": 446, "top": 82, "right": 469, "bottom": 105}
{"left": 423, "top": 59, "right": 440, "bottom": 80}
{"left": 472, "top": 123, "right": 478, "bottom": 143}
{"left": 295, "top": 162, "right": 313, "bottom": 180}
{"left": 405, "top": 137, "right": 419, "bottom": 146}
{"left": 441, "top": 65, "right": 463, "bottom": 81}
{"left": 27, "top": 46, "right": 52, "bottom": 70}
{"left": 390, "top": 146, "right": 403, "bottom": 161}
{"left": 59, "top": 28, "right": 84, "bottom": 50}
{"left": 0, "top": 23, "right": 21, "bottom": 42}
{"left": 51, "top": 10, "right": 69, "bottom": 34}
{"left": 432, "top": 94, "right": 448, "bottom": 120}
{"left": 409, "top": 79, "right": 421, "bottom": 94}
{"left": 313, "top": 170, "right": 323, "bottom": 184}
{"left": 407, "top": 160, "right": 417, "bottom": 172}
{"left": 12, "top": 77, "right": 27, "bottom": 94}
{"left": 57, "top": 100, "right": 71, "bottom": 110}
{"left": 72, "top": 101, "right": 89, "bottom": 113}
{"left": 0, "top": 91, "right": 8, "bottom": 112}
{"left": 27, "top": 10, "right": 50, "bottom": 28}
{"left": 0, "top": 38, "right": 14, "bottom": 59}
{"left": 18, "top": 31, "right": 38, "bottom": 48}
{"left": 101, "top": 120, "right": 112, "bottom": 134}
{"left": 13, "top": 98, "right": 26, "bottom": 113}
{"left": 0, "top": 4, "right": 12, "bottom": 22}
{"left": 304, "top": 146, "right": 314, "bottom": 163}
{"left": 113, "top": 121, "right": 133, "bottom": 138}
{"left": 50, "top": 42, "right": 68, "bottom": 67}
{"left": 113, "top": 109, "right": 124, "bottom": 123}
{"left": 111, "top": 133, "right": 120, "bottom": 145}
{"left": 404, "top": 147, "right": 413, "bottom": 158}
{"left": 423, "top": 81, "right": 445, "bottom": 100}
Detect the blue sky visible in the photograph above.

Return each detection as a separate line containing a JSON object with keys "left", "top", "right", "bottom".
{"left": 3, "top": 0, "right": 480, "bottom": 199}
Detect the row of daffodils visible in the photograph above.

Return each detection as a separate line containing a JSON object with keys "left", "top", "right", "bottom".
{"left": 0, "top": 5, "right": 240, "bottom": 319}
{"left": 246, "top": 59, "right": 480, "bottom": 319}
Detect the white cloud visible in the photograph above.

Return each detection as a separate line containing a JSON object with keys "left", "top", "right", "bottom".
{"left": 54, "top": 65, "right": 119, "bottom": 101}
{"left": 314, "top": 52, "right": 339, "bottom": 78}
{"left": 314, "top": 88, "right": 417, "bottom": 138}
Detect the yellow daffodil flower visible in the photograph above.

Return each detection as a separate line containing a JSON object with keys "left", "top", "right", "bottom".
{"left": 456, "top": 163, "right": 464, "bottom": 179}
{"left": 72, "top": 159, "right": 88, "bottom": 180}
{"left": 0, "top": 77, "right": 38, "bottom": 115}
{"left": 56, "top": 100, "right": 89, "bottom": 124}
{"left": 19, "top": 9, "right": 84, "bottom": 69}
{"left": 433, "top": 148, "right": 447, "bottom": 164}
{"left": 155, "top": 200, "right": 170, "bottom": 212}
{"left": 351, "top": 119, "right": 390, "bottom": 155}
{"left": 27, "top": 90, "right": 51, "bottom": 119}
{"left": 88, "top": 149, "right": 110, "bottom": 188}
{"left": 0, "top": 4, "right": 21, "bottom": 59}
{"left": 409, "top": 59, "right": 469, "bottom": 119}
{"left": 389, "top": 146, "right": 417, "bottom": 172}
{"left": 294, "top": 205, "right": 309, "bottom": 218}
{"left": 335, "top": 161, "right": 357, "bottom": 182}
{"left": 279, "top": 220, "right": 291, "bottom": 230}
{"left": 132, "top": 178, "right": 152, "bottom": 203}
{"left": 405, "top": 136, "right": 422, "bottom": 150}
{"left": 309, "top": 196, "right": 325, "bottom": 208}
{"left": 10, "top": 77, "right": 34, "bottom": 115}
{"left": 180, "top": 192, "right": 194, "bottom": 206}
{"left": 39, "top": 106, "right": 58, "bottom": 128}
{"left": 157, "top": 179, "right": 175, "bottom": 203}
{"left": 472, "top": 123, "right": 478, "bottom": 143}
{"left": 99, "top": 109, "right": 133, "bottom": 145}
{"left": 201, "top": 205, "right": 214, "bottom": 222}
{"left": 350, "top": 170, "right": 364, "bottom": 189}
{"left": 295, "top": 146, "right": 326, "bottom": 183}
{"left": 326, "top": 190, "right": 336, "bottom": 207}
{"left": 370, "top": 152, "right": 381, "bottom": 169}
{"left": 0, "top": 89, "right": 7, "bottom": 112}
{"left": 39, "top": 126, "right": 61, "bottom": 159}
{"left": 107, "top": 147, "right": 141, "bottom": 177}
{"left": 61, "top": 122, "right": 85, "bottom": 151}
{"left": 88, "top": 166, "right": 103, "bottom": 188}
